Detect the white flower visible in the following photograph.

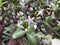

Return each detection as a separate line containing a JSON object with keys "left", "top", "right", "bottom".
{"left": 19, "top": 0, "right": 29, "bottom": 7}
{"left": 25, "top": 16, "right": 34, "bottom": 23}
{"left": 25, "top": 16, "right": 35, "bottom": 28}
{"left": 20, "top": 2, "right": 25, "bottom": 7}
{"left": 48, "top": 2, "right": 55, "bottom": 7}
{"left": 17, "top": 20, "right": 24, "bottom": 29}
{"left": 37, "top": 9, "right": 44, "bottom": 16}
{"left": 50, "top": 2, "right": 55, "bottom": 6}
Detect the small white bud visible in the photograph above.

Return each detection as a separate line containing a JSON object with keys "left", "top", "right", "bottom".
{"left": 19, "top": 11, "right": 24, "bottom": 15}
{"left": 34, "top": 24, "right": 37, "bottom": 29}
{"left": 29, "top": 7, "right": 33, "bottom": 11}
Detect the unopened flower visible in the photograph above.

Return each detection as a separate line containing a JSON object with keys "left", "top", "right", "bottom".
{"left": 29, "top": 7, "right": 33, "bottom": 11}
{"left": 19, "top": 11, "right": 24, "bottom": 15}
{"left": 34, "top": 24, "right": 37, "bottom": 29}
{"left": 25, "top": 28, "right": 28, "bottom": 32}
{"left": 17, "top": 11, "right": 24, "bottom": 16}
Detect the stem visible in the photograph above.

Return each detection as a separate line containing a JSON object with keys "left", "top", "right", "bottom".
{"left": 46, "top": 0, "right": 50, "bottom": 5}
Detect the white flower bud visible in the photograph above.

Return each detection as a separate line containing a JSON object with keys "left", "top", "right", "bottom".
{"left": 29, "top": 7, "right": 33, "bottom": 11}
{"left": 34, "top": 24, "right": 37, "bottom": 29}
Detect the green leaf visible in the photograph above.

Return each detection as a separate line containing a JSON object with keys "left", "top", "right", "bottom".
{"left": 0, "top": 0, "right": 2, "bottom": 7}
{"left": 45, "top": 16, "right": 52, "bottom": 23}
{"left": 13, "top": 0, "right": 18, "bottom": 5}
{"left": 52, "top": 6, "right": 58, "bottom": 11}
{"left": 27, "top": 34, "right": 37, "bottom": 45}
{"left": 0, "top": 16, "right": 2, "bottom": 20}
{"left": 33, "top": 32, "right": 44, "bottom": 38}
{"left": 12, "top": 30, "right": 25, "bottom": 39}
{"left": 57, "top": 23, "right": 60, "bottom": 28}
{"left": 23, "top": 22, "right": 28, "bottom": 28}
{"left": 27, "top": 28, "right": 34, "bottom": 34}
{"left": 39, "top": 0, "right": 45, "bottom": 3}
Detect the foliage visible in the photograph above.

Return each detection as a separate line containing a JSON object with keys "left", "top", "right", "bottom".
{"left": 0, "top": 0, "right": 60, "bottom": 45}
